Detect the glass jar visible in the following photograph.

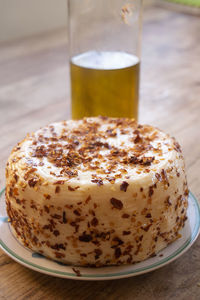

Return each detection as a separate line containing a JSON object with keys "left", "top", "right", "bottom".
{"left": 68, "top": 0, "right": 143, "bottom": 120}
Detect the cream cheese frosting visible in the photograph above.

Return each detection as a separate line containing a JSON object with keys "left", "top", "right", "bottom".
{"left": 5, "top": 117, "right": 188, "bottom": 266}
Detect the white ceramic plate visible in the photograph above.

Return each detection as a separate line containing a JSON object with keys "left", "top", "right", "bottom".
{"left": 0, "top": 188, "right": 200, "bottom": 280}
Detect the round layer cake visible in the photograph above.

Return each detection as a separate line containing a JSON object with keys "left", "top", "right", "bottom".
{"left": 5, "top": 117, "right": 188, "bottom": 266}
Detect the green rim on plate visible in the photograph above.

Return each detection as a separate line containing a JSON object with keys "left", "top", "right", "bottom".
{"left": 0, "top": 188, "right": 200, "bottom": 279}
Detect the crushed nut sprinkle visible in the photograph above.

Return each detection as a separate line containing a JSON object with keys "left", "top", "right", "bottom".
{"left": 148, "top": 186, "right": 154, "bottom": 197}
{"left": 44, "top": 194, "right": 51, "bottom": 200}
{"left": 68, "top": 185, "right": 79, "bottom": 191}
{"left": 53, "top": 230, "right": 60, "bottom": 236}
{"left": 141, "top": 224, "right": 152, "bottom": 232}
{"left": 165, "top": 196, "right": 172, "bottom": 206}
{"left": 115, "top": 247, "right": 122, "bottom": 259}
{"left": 145, "top": 213, "right": 152, "bottom": 218}
{"left": 54, "top": 180, "right": 65, "bottom": 185}
{"left": 79, "top": 232, "right": 92, "bottom": 242}
{"left": 173, "top": 140, "right": 182, "bottom": 153}
{"left": 94, "top": 248, "right": 102, "bottom": 260}
{"left": 44, "top": 205, "right": 50, "bottom": 213}
{"left": 155, "top": 173, "right": 162, "bottom": 181}
{"left": 120, "top": 181, "right": 129, "bottom": 192}
{"left": 123, "top": 231, "right": 131, "bottom": 235}
{"left": 110, "top": 198, "right": 123, "bottom": 210}
{"left": 55, "top": 186, "right": 60, "bottom": 194}
{"left": 85, "top": 195, "right": 91, "bottom": 204}
{"left": 122, "top": 213, "right": 130, "bottom": 218}
{"left": 72, "top": 267, "right": 81, "bottom": 276}
{"left": 73, "top": 209, "right": 81, "bottom": 216}
{"left": 55, "top": 252, "right": 65, "bottom": 258}
{"left": 14, "top": 173, "right": 19, "bottom": 182}
{"left": 51, "top": 243, "right": 66, "bottom": 250}
{"left": 91, "top": 217, "right": 99, "bottom": 227}
{"left": 62, "top": 211, "right": 67, "bottom": 223}
{"left": 28, "top": 178, "right": 38, "bottom": 188}
{"left": 18, "top": 118, "right": 176, "bottom": 183}
{"left": 161, "top": 169, "right": 169, "bottom": 186}
{"left": 91, "top": 178, "right": 103, "bottom": 186}
{"left": 128, "top": 156, "right": 155, "bottom": 166}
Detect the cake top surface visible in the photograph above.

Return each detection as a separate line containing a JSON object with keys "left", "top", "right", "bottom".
{"left": 11, "top": 117, "right": 181, "bottom": 185}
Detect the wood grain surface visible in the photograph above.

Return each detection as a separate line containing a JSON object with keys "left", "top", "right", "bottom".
{"left": 1, "top": 4, "right": 200, "bottom": 300}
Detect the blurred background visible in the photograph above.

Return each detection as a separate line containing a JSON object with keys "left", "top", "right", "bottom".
{"left": 0, "top": 0, "right": 153, "bottom": 43}
{"left": 1, "top": 0, "right": 200, "bottom": 43}
{"left": 0, "top": 0, "right": 67, "bottom": 43}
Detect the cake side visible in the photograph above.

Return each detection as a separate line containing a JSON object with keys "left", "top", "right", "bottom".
{"left": 5, "top": 117, "right": 188, "bottom": 266}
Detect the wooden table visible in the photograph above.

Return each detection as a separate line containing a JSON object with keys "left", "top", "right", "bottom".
{"left": 1, "top": 4, "right": 200, "bottom": 300}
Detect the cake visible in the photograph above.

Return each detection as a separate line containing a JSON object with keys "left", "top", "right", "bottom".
{"left": 5, "top": 117, "right": 188, "bottom": 266}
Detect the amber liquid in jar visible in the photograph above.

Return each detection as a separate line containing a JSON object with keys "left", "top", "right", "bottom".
{"left": 70, "top": 51, "right": 140, "bottom": 120}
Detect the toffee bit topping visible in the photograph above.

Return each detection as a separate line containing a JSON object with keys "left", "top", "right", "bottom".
{"left": 128, "top": 156, "right": 155, "bottom": 166}
{"left": 79, "top": 232, "right": 92, "bottom": 242}
{"left": 44, "top": 194, "right": 51, "bottom": 200}
{"left": 133, "top": 130, "right": 142, "bottom": 144}
{"left": 24, "top": 168, "right": 37, "bottom": 180}
{"left": 55, "top": 252, "right": 65, "bottom": 258}
{"left": 165, "top": 196, "right": 172, "bottom": 206}
{"left": 149, "top": 186, "right": 154, "bottom": 197}
{"left": 62, "top": 211, "right": 67, "bottom": 223}
{"left": 140, "top": 156, "right": 155, "bottom": 166}
{"left": 112, "top": 237, "right": 124, "bottom": 248}
{"left": 106, "top": 128, "right": 117, "bottom": 137}
{"left": 122, "top": 213, "right": 130, "bottom": 218}
{"left": 55, "top": 186, "right": 60, "bottom": 193}
{"left": 53, "top": 230, "right": 60, "bottom": 236}
{"left": 54, "top": 180, "right": 65, "bottom": 185}
{"left": 14, "top": 174, "right": 19, "bottom": 182}
{"left": 73, "top": 209, "right": 81, "bottom": 216}
{"left": 28, "top": 178, "right": 38, "bottom": 188}
{"left": 85, "top": 195, "right": 91, "bottom": 204}
{"left": 184, "top": 189, "right": 189, "bottom": 196}
{"left": 141, "top": 224, "right": 152, "bottom": 232}
{"left": 91, "top": 178, "right": 103, "bottom": 186}
{"left": 70, "top": 222, "right": 79, "bottom": 233}
{"left": 173, "top": 140, "right": 182, "bottom": 153}
{"left": 68, "top": 185, "right": 75, "bottom": 191}
{"left": 155, "top": 173, "right": 162, "bottom": 181}
{"left": 115, "top": 247, "right": 122, "bottom": 259}
{"left": 32, "top": 145, "right": 47, "bottom": 158}
{"left": 161, "top": 169, "right": 169, "bottom": 186}
{"left": 51, "top": 214, "right": 61, "bottom": 219}
{"left": 91, "top": 217, "right": 98, "bottom": 227}
{"left": 72, "top": 267, "right": 81, "bottom": 277}
{"left": 106, "top": 176, "right": 116, "bottom": 184}
{"left": 94, "top": 248, "right": 102, "bottom": 260}
{"left": 129, "top": 156, "right": 139, "bottom": 164}
{"left": 44, "top": 205, "right": 49, "bottom": 213}
{"left": 20, "top": 117, "right": 179, "bottom": 186}
{"left": 51, "top": 243, "right": 66, "bottom": 250}
{"left": 120, "top": 181, "right": 129, "bottom": 192}
{"left": 145, "top": 213, "right": 152, "bottom": 218}
{"left": 123, "top": 230, "right": 131, "bottom": 235}
{"left": 110, "top": 198, "right": 123, "bottom": 210}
